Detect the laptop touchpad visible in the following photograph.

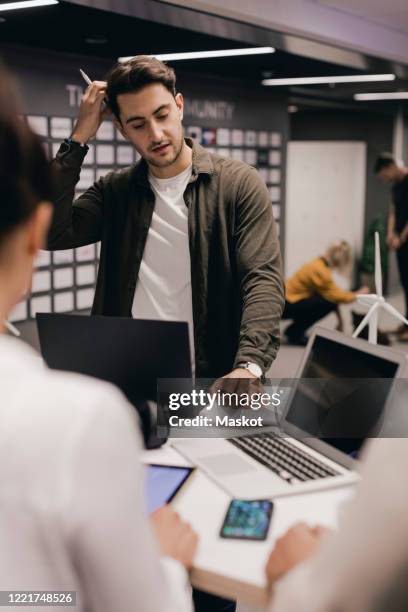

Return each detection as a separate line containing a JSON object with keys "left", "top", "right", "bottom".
{"left": 198, "top": 453, "right": 256, "bottom": 475}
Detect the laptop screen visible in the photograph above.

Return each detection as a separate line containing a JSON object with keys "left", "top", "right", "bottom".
{"left": 285, "top": 335, "right": 399, "bottom": 457}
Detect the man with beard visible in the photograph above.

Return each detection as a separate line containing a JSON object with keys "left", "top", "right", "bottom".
{"left": 49, "top": 55, "right": 283, "bottom": 387}
{"left": 48, "top": 57, "right": 284, "bottom": 611}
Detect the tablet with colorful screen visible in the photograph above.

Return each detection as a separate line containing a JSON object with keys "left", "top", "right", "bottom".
{"left": 145, "top": 464, "right": 194, "bottom": 513}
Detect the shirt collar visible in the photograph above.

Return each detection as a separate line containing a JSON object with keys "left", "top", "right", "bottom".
{"left": 133, "top": 137, "right": 214, "bottom": 186}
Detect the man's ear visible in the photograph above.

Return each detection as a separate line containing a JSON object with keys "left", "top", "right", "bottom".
{"left": 26, "top": 202, "right": 53, "bottom": 257}
{"left": 175, "top": 93, "right": 184, "bottom": 121}
{"left": 113, "top": 117, "right": 128, "bottom": 141}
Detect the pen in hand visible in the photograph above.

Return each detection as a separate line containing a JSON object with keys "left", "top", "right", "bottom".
{"left": 73, "top": 68, "right": 110, "bottom": 143}
{"left": 79, "top": 68, "right": 108, "bottom": 108}
{"left": 79, "top": 68, "right": 92, "bottom": 86}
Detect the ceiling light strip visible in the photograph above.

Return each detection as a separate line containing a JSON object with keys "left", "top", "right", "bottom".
{"left": 354, "top": 92, "right": 408, "bottom": 101}
{"left": 0, "top": 0, "right": 58, "bottom": 11}
{"left": 262, "top": 74, "right": 395, "bottom": 86}
{"left": 119, "top": 47, "right": 275, "bottom": 63}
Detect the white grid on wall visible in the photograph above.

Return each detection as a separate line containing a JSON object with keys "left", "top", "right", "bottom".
{"left": 10, "top": 116, "right": 282, "bottom": 323}
{"left": 185, "top": 125, "right": 282, "bottom": 232}
{"left": 10, "top": 115, "right": 139, "bottom": 323}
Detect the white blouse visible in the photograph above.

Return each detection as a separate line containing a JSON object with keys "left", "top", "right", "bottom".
{"left": 0, "top": 335, "right": 192, "bottom": 612}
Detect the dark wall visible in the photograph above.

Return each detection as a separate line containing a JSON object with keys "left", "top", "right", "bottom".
{"left": 403, "top": 109, "right": 408, "bottom": 163}
{"left": 290, "top": 109, "right": 394, "bottom": 234}
{"left": 1, "top": 43, "right": 288, "bottom": 136}
{"left": 1, "top": 45, "right": 289, "bottom": 255}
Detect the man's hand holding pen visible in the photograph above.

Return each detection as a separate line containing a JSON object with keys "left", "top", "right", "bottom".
{"left": 71, "top": 80, "right": 110, "bottom": 144}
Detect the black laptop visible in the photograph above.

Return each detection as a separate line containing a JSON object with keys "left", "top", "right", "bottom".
{"left": 36, "top": 313, "right": 192, "bottom": 447}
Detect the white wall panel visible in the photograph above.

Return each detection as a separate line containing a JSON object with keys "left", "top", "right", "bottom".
{"left": 285, "top": 141, "right": 366, "bottom": 278}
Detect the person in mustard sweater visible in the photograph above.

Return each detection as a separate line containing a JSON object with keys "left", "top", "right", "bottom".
{"left": 283, "top": 241, "right": 369, "bottom": 345}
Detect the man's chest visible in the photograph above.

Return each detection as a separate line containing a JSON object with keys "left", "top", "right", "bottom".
{"left": 109, "top": 176, "right": 232, "bottom": 267}
{"left": 141, "top": 195, "right": 191, "bottom": 279}
{"left": 148, "top": 189, "right": 189, "bottom": 239}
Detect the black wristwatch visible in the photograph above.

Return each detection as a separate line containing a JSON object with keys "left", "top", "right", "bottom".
{"left": 60, "top": 137, "right": 88, "bottom": 154}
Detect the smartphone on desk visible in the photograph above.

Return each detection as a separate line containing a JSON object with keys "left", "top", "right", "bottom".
{"left": 220, "top": 499, "right": 273, "bottom": 541}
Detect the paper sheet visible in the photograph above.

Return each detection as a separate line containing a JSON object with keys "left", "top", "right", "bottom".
{"left": 245, "top": 130, "right": 257, "bottom": 146}
{"left": 76, "top": 288, "right": 94, "bottom": 309}
{"left": 27, "top": 115, "right": 48, "bottom": 137}
{"left": 77, "top": 168, "right": 95, "bottom": 190}
{"left": 96, "top": 121, "right": 114, "bottom": 140}
{"left": 75, "top": 245, "right": 96, "bottom": 262}
{"left": 35, "top": 250, "right": 51, "bottom": 267}
{"left": 50, "top": 117, "right": 72, "bottom": 139}
{"left": 269, "top": 150, "right": 281, "bottom": 166}
{"left": 231, "top": 129, "right": 244, "bottom": 146}
{"left": 53, "top": 250, "right": 74, "bottom": 265}
{"left": 32, "top": 271, "right": 51, "bottom": 293}
{"left": 54, "top": 291, "right": 74, "bottom": 313}
{"left": 217, "top": 128, "right": 230, "bottom": 146}
{"left": 258, "top": 131, "right": 269, "bottom": 147}
{"left": 53, "top": 268, "right": 74, "bottom": 290}
{"left": 30, "top": 295, "right": 52, "bottom": 315}
{"left": 96, "top": 144, "right": 115, "bottom": 165}
{"left": 117, "top": 145, "right": 134, "bottom": 165}
{"left": 270, "top": 132, "right": 282, "bottom": 147}
{"left": 76, "top": 264, "right": 95, "bottom": 285}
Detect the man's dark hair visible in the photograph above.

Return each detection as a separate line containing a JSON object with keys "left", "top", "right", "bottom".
{"left": 0, "top": 65, "right": 53, "bottom": 243}
{"left": 106, "top": 56, "right": 177, "bottom": 120}
{"left": 374, "top": 153, "right": 396, "bottom": 174}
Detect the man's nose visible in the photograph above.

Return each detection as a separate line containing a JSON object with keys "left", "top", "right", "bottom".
{"left": 149, "top": 121, "right": 164, "bottom": 143}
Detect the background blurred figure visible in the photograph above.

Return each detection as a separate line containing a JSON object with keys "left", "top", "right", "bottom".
{"left": 283, "top": 241, "right": 368, "bottom": 345}
{"left": 375, "top": 153, "right": 408, "bottom": 341}
{"left": 0, "top": 64, "right": 196, "bottom": 612}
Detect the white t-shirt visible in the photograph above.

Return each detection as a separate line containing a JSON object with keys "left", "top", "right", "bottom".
{"left": 131, "top": 165, "right": 195, "bottom": 372}
{"left": 0, "top": 335, "right": 192, "bottom": 612}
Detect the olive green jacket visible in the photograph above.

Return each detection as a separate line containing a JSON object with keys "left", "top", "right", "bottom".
{"left": 48, "top": 138, "right": 284, "bottom": 378}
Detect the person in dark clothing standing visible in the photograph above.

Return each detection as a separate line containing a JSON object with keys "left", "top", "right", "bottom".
{"left": 375, "top": 153, "right": 408, "bottom": 340}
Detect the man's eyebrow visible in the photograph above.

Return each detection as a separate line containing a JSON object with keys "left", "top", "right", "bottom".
{"left": 125, "top": 104, "right": 171, "bottom": 125}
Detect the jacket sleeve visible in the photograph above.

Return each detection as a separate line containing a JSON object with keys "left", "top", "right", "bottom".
{"left": 47, "top": 144, "right": 104, "bottom": 250}
{"left": 233, "top": 167, "right": 285, "bottom": 373}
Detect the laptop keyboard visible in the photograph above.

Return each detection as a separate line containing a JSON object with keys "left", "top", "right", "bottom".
{"left": 229, "top": 433, "right": 340, "bottom": 484}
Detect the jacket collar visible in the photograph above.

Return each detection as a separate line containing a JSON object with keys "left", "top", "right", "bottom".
{"left": 133, "top": 137, "right": 214, "bottom": 186}
{"left": 190, "top": 138, "right": 214, "bottom": 177}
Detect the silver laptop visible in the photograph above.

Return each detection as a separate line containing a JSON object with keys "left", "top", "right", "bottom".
{"left": 171, "top": 327, "right": 407, "bottom": 498}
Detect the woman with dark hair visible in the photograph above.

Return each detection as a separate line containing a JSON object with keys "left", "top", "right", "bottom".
{"left": 0, "top": 66, "right": 195, "bottom": 612}
{"left": 0, "top": 71, "right": 54, "bottom": 331}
